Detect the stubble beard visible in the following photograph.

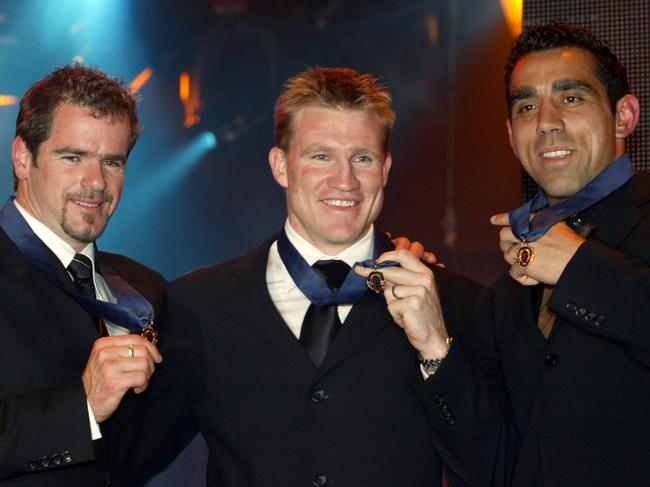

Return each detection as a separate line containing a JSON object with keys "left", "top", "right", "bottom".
{"left": 60, "top": 191, "right": 113, "bottom": 244}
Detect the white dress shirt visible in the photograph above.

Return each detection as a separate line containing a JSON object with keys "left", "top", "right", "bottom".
{"left": 14, "top": 200, "right": 127, "bottom": 439}
{"left": 266, "top": 220, "right": 375, "bottom": 338}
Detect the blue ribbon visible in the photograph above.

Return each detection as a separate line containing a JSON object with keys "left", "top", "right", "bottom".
{"left": 0, "top": 198, "right": 153, "bottom": 331}
{"left": 509, "top": 154, "right": 635, "bottom": 242}
{"left": 277, "top": 228, "right": 398, "bottom": 306}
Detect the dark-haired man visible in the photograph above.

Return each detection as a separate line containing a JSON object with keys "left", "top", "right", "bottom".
{"left": 489, "top": 22, "right": 650, "bottom": 486}
{"left": 156, "top": 66, "right": 504, "bottom": 487}
{"left": 0, "top": 65, "right": 164, "bottom": 486}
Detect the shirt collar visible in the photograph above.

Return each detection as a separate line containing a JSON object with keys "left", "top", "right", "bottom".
{"left": 284, "top": 219, "right": 375, "bottom": 267}
{"left": 14, "top": 200, "right": 95, "bottom": 269}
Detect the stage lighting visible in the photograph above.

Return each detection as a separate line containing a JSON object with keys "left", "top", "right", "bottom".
{"left": 200, "top": 131, "right": 218, "bottom": 149}
{"left": 500, "top": 0, "right": 523, "bottom": 36}
{"left": 0, "top": 95, "right": 17, "bottom": 106}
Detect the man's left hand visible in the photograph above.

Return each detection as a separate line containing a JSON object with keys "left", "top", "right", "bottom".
{"left": 354, "top": 249, "right": 450, "bottom": 359}
{"left": 491, "top": 212, "right": 586, "bottom": 286}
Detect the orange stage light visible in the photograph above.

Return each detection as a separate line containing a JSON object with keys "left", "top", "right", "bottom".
{"left": 0, "top": 95, "right": 17, "bottom": 106}
{"left": 500, "top": 0, "right": 523, "bottom": 36}
{"left": 179, "top": 72, "right": 190, "bottom": 101}
{"left": 130, "top": 68, "right": 153, "bottom": 93}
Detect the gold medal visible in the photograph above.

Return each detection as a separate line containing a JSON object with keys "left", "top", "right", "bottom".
{"left": 515, "top": 242, "right": 535, "bottom": 268}
{"left": 140, "top": 321, "right": 159, "bottom": 345}
{"left": 366, "top": 266, "right": 385, "bottom": 294}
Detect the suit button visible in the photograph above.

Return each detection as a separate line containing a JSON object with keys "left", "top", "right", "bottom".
{"left": 311, "top": 389, "right": 326, "bottom": 402}
{"left": 62, "top": 451, "right": 73, "bottom": 464}
{"left": 313, "top": 474, "right": 328, "bottom": 486}
{"left": 446, "top": 416, "right": 456, "bottom": 425}
{"left": 594, "top": 315, "right": 605, "bottom": 327}
{"left": 443, "top": 409, "right": 453, "bottom": 418}
{"left": 51, "top": 454, "right": 62, "bottom": 466}
{"left": 544, "top": 353, "right": 559, "bottom": 366}
{"left": 28, "top": 459, "right": 39, "bottom": 470}
{"left": 566, "top": 302, "right": 577, "bottom": 312}
{"left": 567, "top": 216, "right": 583, "bottom": 228}
{"left": 585, "top": 312, "right": 596, "bottom": 322}
{"left": 434, "top": 394, "right": 444, "bottom": 405}
{"left": 40, "top": 456, "right": 50, "bottom": 468}
{"left": 575, "top": 307, "right": 586, "bottom": 317}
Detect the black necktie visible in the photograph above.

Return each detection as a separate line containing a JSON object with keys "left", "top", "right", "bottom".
{"left": 67, "top": 253, "right": 96, "bottom": 298}
{"left": 300, "top": 260, "right": 350, "bottom": 368}
{"left": 68, "top": 253, "right": 106, "bottom": 335}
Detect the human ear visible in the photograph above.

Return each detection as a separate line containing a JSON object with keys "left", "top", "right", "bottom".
{"left": 614, "top": 94, "right": 640, "bottom": 140}
{"left": 12, "top": 136, "right": 33, "bottom": 181}
{"left": 268, "top": 146, "right": 288, "bottom": 188}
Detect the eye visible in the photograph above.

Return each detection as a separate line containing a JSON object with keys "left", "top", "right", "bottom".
{"left": 62, "top": 155, "right": 81, "bottom": 163}
{"left": 311, "top": 153, "right": 330, "bottom": 161}
{"left": 518, "top": 103, "right": 536, "bottom": 113}
{"left": 103, "top": 159, "right": 125, "bottom": 168}
{"left": 353, "top": 154, "right": 373, "bottom": 163}
{"left": 564, "top": 95, "right": 580, "bottom": 104}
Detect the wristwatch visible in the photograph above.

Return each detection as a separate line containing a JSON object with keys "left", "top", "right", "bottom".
{"left": 417, "top": 337, "right": 453, "bottom": 374}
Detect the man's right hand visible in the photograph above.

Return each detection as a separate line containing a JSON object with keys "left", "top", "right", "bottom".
{"left": 82, "top": 335, "right": 162, "bottom": 423}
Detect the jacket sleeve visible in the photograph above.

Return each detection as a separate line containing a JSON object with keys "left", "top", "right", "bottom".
{"left": 0, "top": 380, "right": 96, "bottom": 478}
{"left": 549, "top": 238, "right": 650, "bottom": 366}
{"left": 412, "top": 272, "right": 514, "bottom": 487}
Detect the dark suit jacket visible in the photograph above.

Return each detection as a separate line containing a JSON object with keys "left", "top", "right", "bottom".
{"left": 482, "top": 172, "right": 650, "bottom": 487}
{"left": 0, "top": 227, "right": 166, "bottom": 486}
{"left": 159, "top": 235, "right": 505, "bottom": 487}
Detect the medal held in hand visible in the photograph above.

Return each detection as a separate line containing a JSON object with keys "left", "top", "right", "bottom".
{"left": 366, "top": 265, "right": 386, "bottom": 294}
{"left": 140, "top": 321, "right": 158, "bottom": 345}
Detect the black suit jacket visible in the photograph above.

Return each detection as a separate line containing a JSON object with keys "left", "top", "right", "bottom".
{"left": 158, "top": 235, "right": 505, "bottom": 487}
{"left": 0, "top": 227, "right": 166, "bottom": 486}
{"left": 482, "top": 172, "right": 650, "bottom": 487}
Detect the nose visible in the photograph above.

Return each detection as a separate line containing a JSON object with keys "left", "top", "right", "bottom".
{"left": 537, "top": 101, "right": 564, "bottom": 136}
{"left": 327, "top": 160, "right": 360, "bottom": 191}
{"left": 80, "top": 160, "right": 107, "bottom": 192}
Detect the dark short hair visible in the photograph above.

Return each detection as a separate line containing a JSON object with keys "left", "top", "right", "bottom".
{"left": 504, "top": 21, "right": 629, "bottom": 115}
{"left": 274, "top": 66, "right": 395, "bottom": 153}
{"left": 16, "top": 64, "right": 140, "bottom": 166}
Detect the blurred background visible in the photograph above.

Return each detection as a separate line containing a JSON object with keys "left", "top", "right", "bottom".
{"left": 0, "top": 0, "right": 523, "bottom": 290}
{"left": 1, "top": 0, "right": 645, "bottom": 484}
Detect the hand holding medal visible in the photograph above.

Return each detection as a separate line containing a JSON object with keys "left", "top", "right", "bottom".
{"left": 491, "top": 212, "right": 585, "bottom": 286}
{"left": 355, "top": 249, "right": 451, "bottom": 360}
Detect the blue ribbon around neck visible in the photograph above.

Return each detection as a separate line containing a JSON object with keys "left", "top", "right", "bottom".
{"left": 0, "top": 198, "right": 153, "bottom": 331}
{"left": 277, "top": 228, "right": 398, "bottom": 306}
{"left": 509, "top": 154, "right": 635, "bottom": 243}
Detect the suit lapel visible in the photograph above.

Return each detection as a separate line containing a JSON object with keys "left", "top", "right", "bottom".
{"left": 508, "top": 280, "right": 547, "bottom": 350}
{"left": 589, "top": 172, "right": 650, "bottom": 261}
{"left": 223, "top": 236, "right": 315, "bottom": 370}
{"left": 0, "top": 229, "right": 97, "bottom": 358}
{"left": 318, "top": 291, "right": 391, "bottom": 377}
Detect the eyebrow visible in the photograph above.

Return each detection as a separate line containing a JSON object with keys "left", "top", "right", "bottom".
{"left": 54, "top": 147, "right": 127, "bottom": 162}
{"left": 552, "top": 79, "right": 595, "bottom": 94}
{"left": 509, "top": 87, "right": 536, "bottom": 108}
{"left": 509, "top": 79, "right": 595, "bottom": 110}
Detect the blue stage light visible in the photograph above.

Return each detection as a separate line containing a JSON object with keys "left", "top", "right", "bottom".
{"left": 200, "top": 131, "right": 218, "bottom": 149}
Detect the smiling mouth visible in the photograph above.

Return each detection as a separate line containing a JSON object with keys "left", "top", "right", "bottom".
{"left": 322, "top": 199, "right": 358, "bottom": 208}
{"left": 542, "top": 150, "right": 571, "bottom": 159}
{"left": 73, "top": 200, "right": 102, "bottom": 209}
